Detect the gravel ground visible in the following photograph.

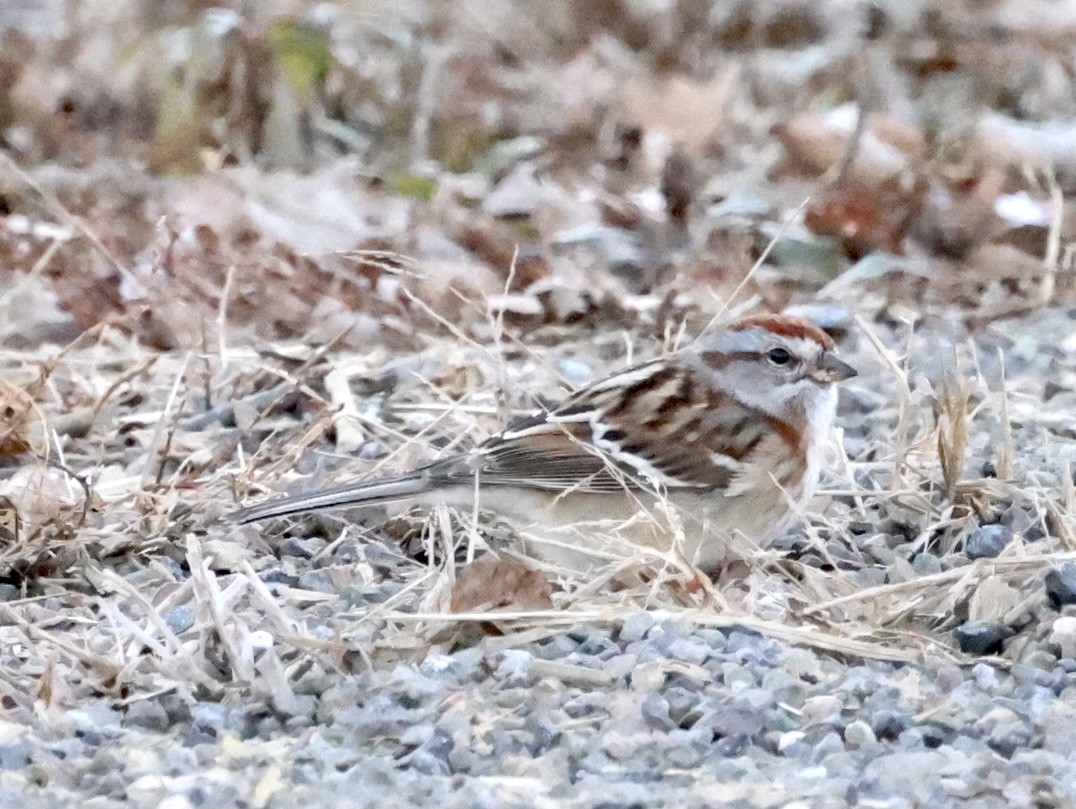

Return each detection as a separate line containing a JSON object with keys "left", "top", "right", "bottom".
{"left": 2, "top": 1, "right": 1076, "bottom": 807}
{"left": 2, "top": 613, "right": 1075, "bottom": 808}
{"left": 1, "top": 305, "right": 1075, "bottom": 808}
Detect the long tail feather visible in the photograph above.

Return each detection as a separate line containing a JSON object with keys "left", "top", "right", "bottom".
{"left": 231, "top": 472, "right": 434, "bottom": 524}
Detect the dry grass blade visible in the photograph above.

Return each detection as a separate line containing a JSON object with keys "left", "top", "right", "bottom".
{"left": 802, "top": 550, "right": 1076, "bottom": 623}
{"left": 385, "top": 605, "right": 930, "bottom": 664}
{"left": 935, "top": 359, "right": 969, "bottom": 499}
{"left": 186, "top": 535, "right": 254, "bottom": 683}
{"left": 854, "top": 314, "right": 915, "bottom": 488}
{"left": 995, "top": 348, "right": 1015, "bottom": 480}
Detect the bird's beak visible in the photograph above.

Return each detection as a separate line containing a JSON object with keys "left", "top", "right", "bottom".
{"left": 811, "top": 354, "right": 858, "bottom": 383}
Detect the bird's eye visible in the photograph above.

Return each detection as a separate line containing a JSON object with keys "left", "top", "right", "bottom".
{"left": 767, "top": 348, "right": 792, "bottom": 366}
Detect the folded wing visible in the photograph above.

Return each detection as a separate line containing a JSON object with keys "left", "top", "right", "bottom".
{"left": 428, "top": 360, "right": 791, "bottom": 495}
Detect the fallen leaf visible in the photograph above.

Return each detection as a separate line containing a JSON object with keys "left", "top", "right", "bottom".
{"left": 0, "top": 380, "right": 38, "bottom": 458}
{"left": 772, "top": 105, "right": 924, "bottom": 185}
{"left": 450, "top": 554, "right": 553, "bottom": 613}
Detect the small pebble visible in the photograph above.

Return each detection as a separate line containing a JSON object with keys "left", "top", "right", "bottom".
{"left": 618, "top": 612, "right": 655, "bottom": 644}
{"left": 956, "top": 621, "right": 1010, "bottom": 655}
{"left": 533, "top": 635, "right": 576, "bottom": 660}
{"left": 358, "top": 441, "right": 386, "bottom": 460}
{"left": 190, "top": 703, "right": 226, "bottom": 733}
{"left": 801, "top": 695, "right": 842, "bottom": 725}
{"left": 556, "top": 357, "right": 593, "bottom": 385}
{"left": 664, "top": 686, "right": 698, "bottom": 725}
{"left": 972, "top": 662, "right": 1002, "bottom": 690}
{"left": 860, "top": 751, "right": 946, "bottom": 803}
{"left": 297, "top": 570, "right": 337, "bottom": 594}
{"left": 646, "top": 619, "right": 688, "bottom": 652}
{"left": 157, "top": 797, "right": 195, "bottom": 809}
{"left": 920, "top": 723, "right": 949, "bottom": 748}
{"left": 966, "top": 524, "right": 1013, "bottom": 559}
{"left": 576, "top": 634, "right": 618, "bottom": 658}
{"left": 124, "top": 701, "right": 170, "bottom": 733}
{"left": 163, "top": 606, "right": 195, "bottom": 636}
{"left": 706, "top": 705, "right": 763, "bottom": 738}
{"left": 0, "top": 740, "right": 29, "bottom": 770}
{"left": 260, "top": 568, "right": 299, "bottom": 586}
{"left": 281, "top": 536, "right": 323, "bottom": 559}
{"left": 665, "top": 638, "right": 710, "bottom": 666}
{"left": 603, "top": 653, "right": 639, "bottom": 680}
{"left": 562, "top": 692, "right": 607, "bottom": 719}
{"left": 722, "top": 664, "right": 756, "bottom": 691}
{"left": 1041, "top": 700, "right": 1076, "bottom": 753}
{"left": 1049, "top": 616, "right": 1076, "bottom": 658}
{"left": 912, "top": 552, "right": 943, "bottom": 575}
{"left": 811, "top": 731, "right": 845, "bottom": 762}
{"left": 869, "top": 710, "right": 908, "bottom": 741}
{"left": 1045, "top": 563, "right": 1076, "bottom": 606}
{"left": 843, "top": 719, "right": 876, "bottom": 749}
{"left": 640, "top": 693, "right": 674, "bottom": 730}
{"left": 777, "top": 730, "right": 806, "bottom": 753}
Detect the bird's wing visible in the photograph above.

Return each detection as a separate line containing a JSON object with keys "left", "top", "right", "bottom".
{"left": 429, "top": 359, "right": 791, "bottom": 494}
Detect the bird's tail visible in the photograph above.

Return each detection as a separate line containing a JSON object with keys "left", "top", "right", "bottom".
{"left": 230, "top": 472, "right": 435, "bottom": 524}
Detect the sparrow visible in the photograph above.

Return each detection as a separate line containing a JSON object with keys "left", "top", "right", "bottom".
{"left": 232, "top": 314, "right": 857, "bottom": 570}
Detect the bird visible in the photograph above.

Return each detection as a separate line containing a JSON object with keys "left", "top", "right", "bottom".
{"left": 231, "top": 314, "right": 857, "bottom": 571}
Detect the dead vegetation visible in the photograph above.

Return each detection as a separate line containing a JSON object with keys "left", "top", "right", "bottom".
{"left": 0, "top": 0, "right": 1074, "bottom": 721}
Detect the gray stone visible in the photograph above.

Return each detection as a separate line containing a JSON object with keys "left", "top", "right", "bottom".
{"left": 869, "top": 710, "right": 909, "bottom": 741}
{"left": 493, "top": 650, "right": 533, "bottom": 684}
{"left": 956, "top": 622, "right": 1010, "bottom": 655}
{"left": 912, "top": 552, "right": 943, "bottom": 575}
{"left": 645, "top": 619, "right": 689, "bottom": 652}
{"left": 533, "top": 635, "right": 576, "bottom": 660}
{"left": 705, "top": 705, "right": 763, "bottom": 738}
{"left": 281, "top": 536, "right": 323, "bottom": 559}
{"left": 563, "top": 692, "right": 608, "bottom": 719}
{"left": 843, "top": 719, "right": 877, "bottom": 749}
{"left": 1046, "top": 563, "right": 1076, "bottom": 606}
{"left": 124, "top": 700, "right": 170, "bottom": 732}
{"left": 618, "top": 612, "right": 655, "bottom": 643}
{"left": 190, "top": 702, "right": 226, "bottom": 733}
{"left": 0, "top": 741, "right": 29, "bottom": 770}
{"left": 972, "top": 663, "right": 1002, "bottom": 690}
{"left": 603, "top": 653, "right": 639, "bottom": 680}
{"left": 164, "top": 606, "right": 195, "bottom": 636}
{"left": 298, "top": 570, "right": 337, "bottom": 594}
{"left": 640, "top": 693, "right": 674, "bottom": 730}
{"left": 966, "top": 524, "right": 1013, "bottom": 559}
{"left": 722, "top": 664, "right": 756, "bottom": 690}
{"left": 664, "top": 686, "right": 699, "bottom": 725}
{"left": 860, "top": 751, "right": 946, "bottom": 803}
{"left": 665, "top": 638, "right": 710, "bottom": 666}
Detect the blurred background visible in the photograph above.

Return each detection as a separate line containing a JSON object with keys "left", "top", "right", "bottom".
{"left": 0, "top": 0, "right": 1072, "bottom": 352}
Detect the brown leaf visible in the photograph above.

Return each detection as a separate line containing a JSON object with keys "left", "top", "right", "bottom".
{"left": 0, "top": 380, "right": 37, "bottom": 458}
{"left": 449, "top": 555, "right": 554, "bottom": 613}
{"left": 804, "top": 180, "right": 921, "bottom": 258}
{"left": 772, "top": 106, "right": 924, "bottom": 184}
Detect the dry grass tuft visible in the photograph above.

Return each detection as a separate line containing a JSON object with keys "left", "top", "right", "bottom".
{"left": 935, "top": 359, "right": 970, "bottom": 499}
{"left": 1, "top": 263, "right": 1075, "bottom": 716}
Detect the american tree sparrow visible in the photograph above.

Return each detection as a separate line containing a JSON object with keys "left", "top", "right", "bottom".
{"left": 233, "top": 315, "right": 857, "bottom": 570}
